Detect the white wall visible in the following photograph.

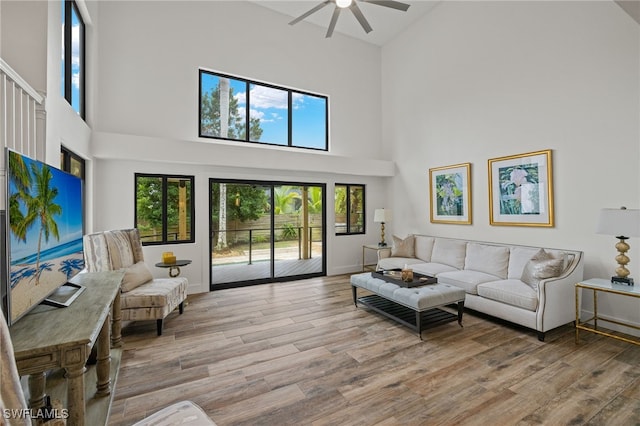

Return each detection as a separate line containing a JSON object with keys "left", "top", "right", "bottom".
{"left": 382, "top": 1, "right": 640, "bottom": 333}
{"left": 94, "top": 158, "right": 388, "bottom": 293}
{"left": 0, "top": 1, "right": 94, "bottom": 224}
{"left": 90, "top": 1, "right": 393, "bottom": 292}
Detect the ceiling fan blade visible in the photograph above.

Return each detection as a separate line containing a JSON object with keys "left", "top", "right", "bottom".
{"left": 360, "top": 0, "right": 411, "bottom": 12}
{"left": 326, "top": 6, "right": 342, "bottom": 38}
{"left": 289, "top": 1, "right": 332, "bottom": 26}
{"left": 349, "top": 1, "right": 373, "bottom": 34}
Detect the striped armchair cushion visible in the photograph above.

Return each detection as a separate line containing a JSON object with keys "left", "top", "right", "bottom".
{"left": 83, "top": 233, "right": 111, "bottom": 272}
{"left": 104, "top": 230, "right": 135, "bottom": 269}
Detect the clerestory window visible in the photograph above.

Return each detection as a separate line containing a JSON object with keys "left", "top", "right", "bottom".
{"left": 199, "top": 70, "right": 328, "bottom": 151}
{"left": 62, "top": 0, "right": 85, "bottom": 119}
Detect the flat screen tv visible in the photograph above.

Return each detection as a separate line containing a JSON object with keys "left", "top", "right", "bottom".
{"left": 2, "top": 149, "right": 85, "bottom": 325}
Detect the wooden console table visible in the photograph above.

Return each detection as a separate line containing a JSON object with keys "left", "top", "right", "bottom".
{"left": 9, "top": 270, "right": 124, "bottom": 426}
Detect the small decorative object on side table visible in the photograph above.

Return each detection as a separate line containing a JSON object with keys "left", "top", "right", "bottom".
{"left": 155, "top": 259, "right": 192, "bottom": 277}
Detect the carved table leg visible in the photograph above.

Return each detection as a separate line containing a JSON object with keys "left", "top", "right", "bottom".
{"left": 111, "top": 292, "right": 122, "bottom": 348}
{"left": 65, "top": 362, "right": 86, "bottom": 426}
{"left": 96, "top": 312, "right": 112, "bottom": 396}
{"left": 28, "top": 371, "right": 46, "bottom": 408}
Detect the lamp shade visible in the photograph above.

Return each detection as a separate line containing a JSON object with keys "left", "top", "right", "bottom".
{"left": 374, "top": 208, "right": 392, "bottom": 223}
{"left": 596, "top": 207, "right": 640, "bottom": 238}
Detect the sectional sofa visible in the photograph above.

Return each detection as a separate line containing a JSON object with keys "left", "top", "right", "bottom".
{"left": 376, "top": 235, "right": 584, "bottom": 341}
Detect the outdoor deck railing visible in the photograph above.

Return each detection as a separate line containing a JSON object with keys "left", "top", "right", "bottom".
{"left": 212, "top": 227, "right": 321, "bottom": 265}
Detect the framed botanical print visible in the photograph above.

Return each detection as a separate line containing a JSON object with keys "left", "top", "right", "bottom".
{"left": 429, "top": 163, "right": 472, "bottom": 224}
{"left": 488, "top": 149, "right": 554, "bottom": 227}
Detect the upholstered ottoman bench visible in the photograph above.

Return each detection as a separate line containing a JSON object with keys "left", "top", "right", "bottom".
{"left": 350, "top": 272, "right": 465, "bottom": 339}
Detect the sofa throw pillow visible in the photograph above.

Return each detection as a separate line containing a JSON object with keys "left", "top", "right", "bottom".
{"left": 121, "top": 261, "right": 153, "bottom": 292}
{"left": 391, "top": 235, "right": 415, "bottom": 258}
{"left": 521, "top": 249, "right": 564, "bottom": 292}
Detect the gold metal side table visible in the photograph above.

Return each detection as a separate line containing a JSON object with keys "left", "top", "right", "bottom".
{"left": 575, "top": 278, "right": 640, "bottom": 346}
{"left": 362, "top": 244, "right": 385, "bottom": 272}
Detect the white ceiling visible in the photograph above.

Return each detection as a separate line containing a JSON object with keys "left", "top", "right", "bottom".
{"left": 250, "top": 0, "right": 440, "bottom": 46}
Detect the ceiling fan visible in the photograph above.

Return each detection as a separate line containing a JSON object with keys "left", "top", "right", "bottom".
{"left": 289, "top": 0, "right": 411, "bottom": 38}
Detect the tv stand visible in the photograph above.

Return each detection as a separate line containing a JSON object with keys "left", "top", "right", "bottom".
{"left": 8, "top": 270, "right": 125, "bottom": 426}
{"left": 41, "top": 282, "right": 86, "bottom": 308}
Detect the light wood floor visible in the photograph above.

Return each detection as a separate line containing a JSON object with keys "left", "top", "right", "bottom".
{"left": 108, "top": 275, "right": 640, "bottom": 425}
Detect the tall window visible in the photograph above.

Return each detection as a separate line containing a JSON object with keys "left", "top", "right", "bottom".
{"left": 135, "top": 174, "right": 195, "bottom": 245}
{"left": 335, "top": 184, "right": 365, "bottom": 235}
{"left": 62, "top": 0, "right": 85, "bottom": 118}
{"left": 199, "top": 70, "right": 328, "bottom": 151}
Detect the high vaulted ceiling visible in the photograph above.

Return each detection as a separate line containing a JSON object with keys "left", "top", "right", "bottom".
{"left": 251, "top": 1, "right": 639, "bottom": 46}
{"left": 250, "top": 0, "right": 440, "bottom": 46}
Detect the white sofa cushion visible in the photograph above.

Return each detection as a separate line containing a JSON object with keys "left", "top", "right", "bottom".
{"left": 415, "top": 236, "right": 435, "bottom": 262}
{"left": 391, "top": 235, "right": 415, "bottom": 258}
{"left": 431, "top": 239, "right": 467, "bottom": 269}
{"left": 477, "top": 279, "right": 538, "bottom": 311}
{"left": 412, "top": 262, "right": 458, "bottom": 277}
{"left": 378, "top": 257, "right": 424, "bottom": 270}
{"left": 437, "top": 270, "right": 501, "bottom": 295}
{"left": 465, "top": 243, "right": 509, "bottom": 279}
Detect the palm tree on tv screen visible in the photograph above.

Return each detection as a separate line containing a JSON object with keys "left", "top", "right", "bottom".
{"left": 19, "top": 163, "right": 62, "bottom": 285}
{"left": 8, "top": 152, "right": 32, "bottom": 242}
{"left": 8, "top": 155, "right": 62, "bottom": 285}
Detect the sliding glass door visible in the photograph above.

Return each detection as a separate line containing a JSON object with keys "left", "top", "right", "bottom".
{"left": 210, "top": 179, "right": 325, "bottom": 289}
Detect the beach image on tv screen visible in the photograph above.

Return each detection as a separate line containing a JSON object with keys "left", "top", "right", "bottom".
{"left": 7, "top": 150, "right": 84, "bottom": 323}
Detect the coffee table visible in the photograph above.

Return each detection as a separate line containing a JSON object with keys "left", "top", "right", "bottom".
{"left": 350, "top": 272, "right": 465, "bottom": 339}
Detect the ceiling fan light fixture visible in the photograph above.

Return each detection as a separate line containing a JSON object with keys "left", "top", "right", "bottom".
{"left": 289, "top": 0, "right": 410, "bottom": 38}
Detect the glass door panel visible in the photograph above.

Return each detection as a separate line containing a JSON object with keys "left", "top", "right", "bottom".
{"left": 273, "top": 185, "right": 324, "bottom": 278}
{"left": 210, "top": 181, "right": 272, "bottom": 286}
{"left": 210, "top": 179, "right": 325, "bottom": 289}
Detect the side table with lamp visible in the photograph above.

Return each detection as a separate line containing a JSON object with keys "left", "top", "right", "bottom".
{"left": 575, "top": 207, "right": 640, "bottom": 346}
{"left": 374, "top": 208, "right": 392, "bottom": 247}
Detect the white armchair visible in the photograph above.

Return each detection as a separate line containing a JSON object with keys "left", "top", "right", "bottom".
{"left": 83, "top": 228, "right": 188, "bottom": 336}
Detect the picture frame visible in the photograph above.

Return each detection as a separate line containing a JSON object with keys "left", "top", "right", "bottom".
{"left": 488, "top": 149, "right": 553, "bottom": 227}
{"left": 429, "top": 163, "right": 472, "bottom": 224}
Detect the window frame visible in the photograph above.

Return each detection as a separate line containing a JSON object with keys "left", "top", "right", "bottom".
{"left": 63, "top": 0, "right": 86, "bottom": 119}
{"left": 199, "top": 69, "right": 329, "bottom": 151}
{"left": 60, "top": 146, "right": 85, "bottom": 180}
{"left": 335, "top": 183, "right": 365, "bottom": 236}
{"left": 134, "top": 173, "right": 196, "bottom": 246}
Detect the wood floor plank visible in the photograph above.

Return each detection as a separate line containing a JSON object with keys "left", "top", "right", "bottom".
{"left": 108, "top": 274, "right": 640, "bottom": 425}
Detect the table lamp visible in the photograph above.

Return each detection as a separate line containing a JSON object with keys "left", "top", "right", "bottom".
{"left": 374, "top": 208, "right": 392, "bottom": 247}
{"left": 596, "top": 206, "right": 640, "bottom": 285}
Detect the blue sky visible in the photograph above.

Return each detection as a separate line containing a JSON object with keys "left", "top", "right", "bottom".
{"left": 9, "top": 153, "right": 84, "bottom": 259}
{"left": 61, "top": 2, "right": 82, "bottom": 114}
{"left": 201, "top": 74, "right": 327, "bottom": 149}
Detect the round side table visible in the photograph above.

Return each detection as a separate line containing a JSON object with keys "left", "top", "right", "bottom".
{"left": 155, "top": 259, "right": 192, "bottom": 277}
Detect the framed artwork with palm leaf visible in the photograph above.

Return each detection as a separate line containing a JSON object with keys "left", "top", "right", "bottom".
{"left": 488, "top": 149, "right": 554, "bottom": 227}
{"left": 429, "top": 163, "right": 472, "bottom": 224}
